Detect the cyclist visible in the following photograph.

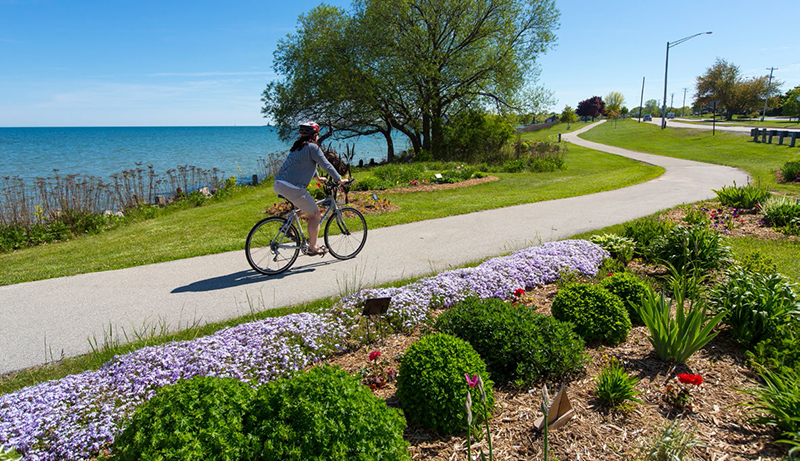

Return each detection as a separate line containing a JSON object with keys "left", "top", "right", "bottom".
{"left": 273, "top": 121, "right": 344, "bottom": 256}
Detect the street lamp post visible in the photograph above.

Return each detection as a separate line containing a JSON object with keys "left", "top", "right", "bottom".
{"left": 661, "top": 31, "right": 712, "bottom": 129}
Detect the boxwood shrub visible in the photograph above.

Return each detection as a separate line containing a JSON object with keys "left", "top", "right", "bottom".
{"left": 112, "top": 375, "right": 256, "bottom": 461}
{"left": 434, "top": 297, "right": 586, "bottom": 384}
{"left": 396, "top": 333, "right": 493, "bottom": 435}
{"left": 551, "top": 283, "right": 632, "bottom": 345}
{"left": 243, "top": 365, "right": 409, "bottom": 461}
{"left": 599, "top": 272, "right": 650, "bottom": 325}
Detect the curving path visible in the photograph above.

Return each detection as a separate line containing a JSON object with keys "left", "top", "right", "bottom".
{"left": 0, "top": 121, "right": 750, "bottom": 375}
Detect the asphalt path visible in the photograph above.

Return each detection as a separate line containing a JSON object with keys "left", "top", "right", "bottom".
{"left": 645, "top": 118, "right": 800, "bottom": 133}
{"left": 0, "top": 120, "right": 750, "bottom": 376}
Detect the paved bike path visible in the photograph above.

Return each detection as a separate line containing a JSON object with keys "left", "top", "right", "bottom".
{"left": 0, "top": 121, "right": 750, "bottom": 375}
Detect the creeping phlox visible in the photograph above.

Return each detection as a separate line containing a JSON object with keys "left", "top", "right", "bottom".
{"left": 0, "top": 240, "right": 607, "bottom": 460}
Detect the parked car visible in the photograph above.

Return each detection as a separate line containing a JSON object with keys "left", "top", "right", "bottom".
{"left": 643, "top": 114, "right": 652, "bottom": 121}
{"left": 667, "top": 112, "right": 675, "bottom": 119}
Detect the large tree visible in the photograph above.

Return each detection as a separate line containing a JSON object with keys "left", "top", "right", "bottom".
{"left": 576, "top": 96, "right": 605, "bottom": 121}
{"left": 604, "top": 91, "right": 625, "bottom": 125}
{"left": 695, "top": 58, "right": 782, "bottom": 120}
{"left": 781, "top": 87, "right": 800, "bottom": 123}
{"left": 264, "top": 0, "right": 560, "bottom": 161}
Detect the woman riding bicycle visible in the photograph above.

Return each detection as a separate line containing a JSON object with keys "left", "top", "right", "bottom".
{"left": 273, "top": 121, "right": 344, "bottom": 256}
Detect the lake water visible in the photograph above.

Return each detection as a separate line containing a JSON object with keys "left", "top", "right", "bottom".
{"left": 0, "top": 126, "right": 402, "bottom": 183}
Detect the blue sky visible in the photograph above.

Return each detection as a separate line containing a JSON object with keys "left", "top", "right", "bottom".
{"left": 1, "top": 0, "right": 798, "bottom": 127}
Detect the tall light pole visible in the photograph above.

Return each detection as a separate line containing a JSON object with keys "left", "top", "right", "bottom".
{"left": 682, "top": 88, "right": 688, "bottom": 117}
{"left": 761, "top": 67, "right": 777, "bottom": 122}
{"left": 661, "top": 31, "right": 712, "bottom": 129}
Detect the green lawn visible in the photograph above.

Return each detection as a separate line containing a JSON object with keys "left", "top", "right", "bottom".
{"left": 0, "top": 143, "right": 662, "bottom": 286}
{"left": 579, "top": 118, "right": 800, "bottom": 195}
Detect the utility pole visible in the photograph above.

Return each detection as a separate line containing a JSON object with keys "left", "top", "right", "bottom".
{"left": 639, "top": 77, "right": 645, "bottom": 122}
{"left": 682, "top": 88, "right": 688, "bottom": 117}
{"left": 670, "top": 93, "right": 674, "bottom": 113}
{"left": 761, "top": 67, "right": 777, "bottom": 122}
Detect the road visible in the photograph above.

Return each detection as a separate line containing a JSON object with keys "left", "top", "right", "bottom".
{"left": 0, "top": 121, "right": 750, "bottom": 375}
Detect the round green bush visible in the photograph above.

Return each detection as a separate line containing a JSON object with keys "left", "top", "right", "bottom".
{"left": 599, "top": 272, "right": 650, "bottom": 325}
{"left": 243, "top": 365, "right": 409, "bottom": 461}
{"left": 551, "top": 283, "right": 632, "bottom": 345}
{"left": 112, "top": 375, "right": 256, "bottom": 461}
{"left": 396, "top": 333, "right": 493, "bottom": 435}
{"left": 435, "top": 297, "right": 586, "bottom": 384}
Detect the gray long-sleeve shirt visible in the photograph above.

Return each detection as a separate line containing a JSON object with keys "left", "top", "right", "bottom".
{"left": 274, "top": 142, "right": 342, "bottom": 188}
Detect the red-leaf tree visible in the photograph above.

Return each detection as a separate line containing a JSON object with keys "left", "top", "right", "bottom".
{"left": 576, "top": 96, "right": 606, "bottom": 121}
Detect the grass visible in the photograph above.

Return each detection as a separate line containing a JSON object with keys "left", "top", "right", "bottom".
{"left": 0, "top": 143, "right": 662, "bottom": 286}
{"left": 675, "top": 118, "right": 800, "bottom": 128}
{"left": 580, "top": 118, "right": 800, "bottom": 195}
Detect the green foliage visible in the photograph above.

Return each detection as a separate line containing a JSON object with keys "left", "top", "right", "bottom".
{"left": 738, "top": 250, "right": 778, "bottom": 275}
{"left": 708, "top": 267, "right": 800, "bottom": 348}
{"left": 443, "top": 110, "right": 515, "bottom": 163}
{"left": 590, "top": 233, "right": 635, "bottom": 264}
{"left": 742, "top": 366, "right": 800, "bottom": 455}
{"left": 0, "top": 444, "right": 21, "bottom": 461}
{"left": 350, "top": 163, "right": 483, "bottom": 191}
{"left": 623, "top": 217, "right": 675, "bottom": 258}
{"left": 781, "top": 161, "right": 800, "bottom": 182}
{"left": 599, "top": 272, "right": 650, "bottom": 325}
{"left": 712, "top": 183, "right": 771, "bottom": 208}
{"left": 244, "top": 365, "right": 409, "bottom": 460}
{"left": 777, "top": 217, "right": 800, "bottom": 236}
{"left": 748, "top": 322, "right": 800, "bottom": 375}
{"left": 551, "top": 283, "right": 631, "bottom": 345}
{"left": 0, "top": 211, "right": 121, "bottom": 253}
{"left": 635, "top": 421, "right": 703, "bottom": 461}
{"left": 647, "top": 225, "right": 733, "bottom": 274}
{"left": 434, "top": 297, "right": 586, "bottom": 384}
{"left": 681, "top": 206, "right": 710, "bottom": 227}
{"left": 350, "top": 176, "right": 383, "bottom": 191}
{"left": 112, "top": 375, "right": 256, "bottom": 461}
{"left": 396, "top": 333, "right": 493, "bottom": 435}
{"left": 635, "top": 284, "right": 724, "bottom": 364}
{"left": 761, "top": 195, "right": 800, "bottom": 227}
{"left": 594, "top": 357, "right": 641, "bottom": 409}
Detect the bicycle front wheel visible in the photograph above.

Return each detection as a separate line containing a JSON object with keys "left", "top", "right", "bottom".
{"left": 245, "top": 217, "right": 300, "bottom": 275}
{"left": 324, "top": 207, "right": 367, "bottom": 260}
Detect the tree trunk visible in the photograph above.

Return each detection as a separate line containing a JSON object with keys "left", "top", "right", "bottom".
{"left": 381, "top": 128, "right": 395, "bottom": 163}
{"left": 422, "top": 111, "right": 431, "bottom": 153}
{"left": 431, "top": 105, "right": 444, "bottom": 160}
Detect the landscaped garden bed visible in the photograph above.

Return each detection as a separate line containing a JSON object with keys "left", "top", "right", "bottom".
{"left": 2, "top": 183, "right": 800, "bottom": 460}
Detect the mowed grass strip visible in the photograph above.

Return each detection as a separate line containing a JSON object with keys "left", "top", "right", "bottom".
{"left": 579, "top": 118, "right": 800, "bottom": 195}
{"left": 0, "top": 144, "right": 662, "bottom": 286}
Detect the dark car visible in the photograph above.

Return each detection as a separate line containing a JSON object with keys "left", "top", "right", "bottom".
{"left": 643, "top": 114, "right": 652, "bottom": 121}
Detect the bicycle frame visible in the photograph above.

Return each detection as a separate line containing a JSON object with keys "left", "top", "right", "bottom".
{"left": 272, "top": 188, "right": 346, "bottom": 254}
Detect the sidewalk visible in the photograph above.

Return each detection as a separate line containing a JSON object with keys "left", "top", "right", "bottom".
{"left": 0, "top": 121, "right": 750, "bottom": 375}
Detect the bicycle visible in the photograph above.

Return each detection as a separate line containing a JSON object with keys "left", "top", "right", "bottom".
{"left": 245, "top": 179, "right": 368, "bottom": 275}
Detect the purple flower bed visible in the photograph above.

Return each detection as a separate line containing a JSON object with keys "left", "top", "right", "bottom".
{"left": 0, "top": 239, "right": 607, "bottom": 460}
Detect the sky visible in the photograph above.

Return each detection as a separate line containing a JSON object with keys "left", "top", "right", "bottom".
{"left": 1, "top": 0, "right": 798, "bottom": 127}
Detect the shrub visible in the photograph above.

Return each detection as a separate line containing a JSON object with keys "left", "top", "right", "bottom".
{"left": 590, "top": 234, "right": 635, "bottom": 264}
{"left": 350, "top": 176, "right": 383, "bottom": 191}
{"left": 434, "top": 297, "right": 586, "bottom": 384}
{"left": 623, "top": 217, "right": 675, "bottom": 259}
{"left": 648, "top": 225, "right": 732, "bottom": 274}
{"left": 781, "top": 160, "right": 800, "bottom": 182}
{"left": 635, "top": 284, "right": 724, "bottom": 364}
{"left": 396, "top": 333, "right": 493, "bottom": 434}
{"left": 708, "top": 267, "right": 800, "bottom": 348}
{"left": 443, "top": 110, "right": 515, "bottom": 163}
{"left": 713, "top": 183, "right": 771, "bottom": 208}
{"left": 738, "top": 250, "right": 778, "bottom": 275}
{"left": 112, "top": 375, "right": 256, "bottom": 461}
{"left": 761, "top": 195, "right": 800, "bottom": 227}
{"left": 594, "top": 356, "right": 641, "bottom": 409}
{"left": 599, "top": 272, "right": 650, "bottom": 325}
{"left": 244, "top": 365, "right": 409, "bottom": 460}
{"left": 551, "top": 283, "right": 631, "bottom": 345}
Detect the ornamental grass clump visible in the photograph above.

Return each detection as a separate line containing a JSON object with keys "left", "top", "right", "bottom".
{"left": 111, "top": 375, "right": 255, "bottom": 461}
{"left": 396, "top": 333, "right": 493, "bottom": 435}
{"left": 594, "top": 356, "right": 641, "bottom": 410}
{"left": 435, "top": 296, "right": 586, "bottom": 384}
{"left": 741, "top": 366, "right": 800, "bottom": 457}
{"left": 551, "top": 283, "right": 631, "bottom": 345}
{"left": 635, "top": 284, "right": 724, "bottom": 364}
{"left": 243, "top": 365, "right": 409, "bottom": 460}
{"left": 647, "top": 225, "right": 732, "bottom": 274}
{"left": 713, "top": 182, "right": 771, "bottom": 209}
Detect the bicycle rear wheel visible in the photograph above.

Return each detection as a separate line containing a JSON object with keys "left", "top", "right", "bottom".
{"left": 246, "top": 217, "right": 300, "bottom": 275}
{"left": 324, "top": 207, "right": 367, "bottom": 260}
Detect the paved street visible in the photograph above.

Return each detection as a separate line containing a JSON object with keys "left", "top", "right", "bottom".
{"left": 0, "top": 121, "right": 750, "bottom": 375}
